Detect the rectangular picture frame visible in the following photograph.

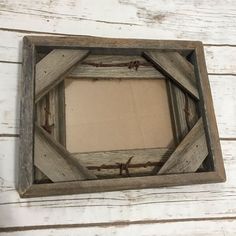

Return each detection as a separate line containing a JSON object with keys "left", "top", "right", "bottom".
{"left": 18, "top": 36, "right": 226, "bottom": 198}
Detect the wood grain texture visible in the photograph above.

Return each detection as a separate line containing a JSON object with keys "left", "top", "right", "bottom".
{"left": 35, "top": 49, "right": 89, "bottom": 102}
{"left": 35, "top": 83, "right": 66, "bottom": 182}
{"left": 69, "top": 55, "right": 164, "bottom": 79}
{"left": 144, "top": 51, "right": 199, "bottom": 99}
{"left": 0, "top": 0, "right": 236, "bottom": 44}
{"left": 17, "top": 37, "right": 35, "bottom": 196}
{"left": 73, "top": 148, "right": 172, "bottom": 177}
{"left": 34, "top": 125, "right": 96, "bottom": 182}
{"left": 166, "top": 81, "right": 199, "bottom": 145}
{"left": 158, "top": 118, "right": 208, "bottom": 174}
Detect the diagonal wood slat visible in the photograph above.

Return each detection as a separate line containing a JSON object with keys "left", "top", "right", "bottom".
{"left": 158, "top": 118, "right": 208, "bottom": 174}
{"left": 34, "top": 125, "right": 97, "bottom": 182}
{"left": 35, "top": 49, "right": 89, "bottom": 102}
{"left": 143, "top": 51, "right": 199, "bottom": 99}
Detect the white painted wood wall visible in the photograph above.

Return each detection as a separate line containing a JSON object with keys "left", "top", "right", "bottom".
{"left": 0, "top": 0, "right": 236, "bottom": 235}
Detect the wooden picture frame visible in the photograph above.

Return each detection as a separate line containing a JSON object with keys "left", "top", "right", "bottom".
{"left": 18, "top": 36, "right": 226, "bottom": 198}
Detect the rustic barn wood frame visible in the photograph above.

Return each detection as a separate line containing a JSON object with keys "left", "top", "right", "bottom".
{"left": 18, "top": 36, "right": 226, "bottom": 198}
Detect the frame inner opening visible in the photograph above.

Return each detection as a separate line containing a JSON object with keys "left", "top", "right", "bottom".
{"left": 64, "top": 78, "right": 174, "bottom": 153}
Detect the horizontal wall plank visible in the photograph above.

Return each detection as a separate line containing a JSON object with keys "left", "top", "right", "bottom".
{"left": 209, "top": 76, "right": 236, "bottom": 138}
{"left": 0, "top": 63, "right": 20, "bottom": 134}
{"left": 0, "top": 1, "right": 236, "bottom": 44}
{"left": 0, "top": 140, "right": 235, "bottom": 227}
{"left": 1, "top": 219, "right": 236, "bottom": 235}
{"left": 0, "top": 61, "right": 235, "bottom": 138}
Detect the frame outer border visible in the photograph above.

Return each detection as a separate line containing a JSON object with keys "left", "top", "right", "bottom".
{"left": 18, "top": 36, "right": 226, "bottom": 198}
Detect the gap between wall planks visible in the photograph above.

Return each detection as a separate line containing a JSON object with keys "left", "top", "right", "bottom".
{"left": 1, "top": 218, "right": 236, "bottom": 235}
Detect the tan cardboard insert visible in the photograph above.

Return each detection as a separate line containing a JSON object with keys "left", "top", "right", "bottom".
{"left": 65, "top": 78, "right": 174, "bottom": 153}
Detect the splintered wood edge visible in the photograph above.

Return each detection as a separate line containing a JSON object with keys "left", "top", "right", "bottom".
{"left": 34, "top": 124, "right": 97, "bottom": 181}
{"left": 35, "top": 49, "right": 89, "bottom": 102}
{"left": 143, "top": 51, "right": 199, "bottom": 100}
{"left": 158, "top": 118, "right": 208, "bottom": 174}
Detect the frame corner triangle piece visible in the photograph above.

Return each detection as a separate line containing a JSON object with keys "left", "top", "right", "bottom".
{"left": 34, "top": 124, "right": 97, "bottom": 182}
{"left": 35, "top": 49, "right": 90, "bottom": 102}
{"left": 158, "top": 118, "right": 208, "bottom": 174}
{"left": 143, "top": 50, "right": 199, "bottom": 100}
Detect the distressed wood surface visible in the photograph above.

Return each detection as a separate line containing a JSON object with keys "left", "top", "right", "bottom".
{"left": 34, "top": 125, "right": 96, "bottom": 182}
{"left": 35, "top": 80, "right": 66, "bottom": 182}
{"left": 35, "top": 49, "right": 89, "bottom": 102}
{"left": 0, "top": 0, "right": 236, "bottom": 234}
{"left": 0, "top": 1, "right": 236, "bottom": 44}
{"left": 73, "top": 148, "right": 172, "bottom": 177}
{"left": 17, "top": 37, "right": 35, "bottom": 196}
{"left": 144, "top": 51, "right": 198, "bottom": 99}
{"left": 158, "top": 118, "right": 208, "bottom": 174}
{"left": 1, "top": 219, "right": 236, "bottom": 236}
{"left": 166, "top": 81, "right": 199, "bottom": 145}
{"left": 69, "top": 55, "right": 165, "bottom": 79}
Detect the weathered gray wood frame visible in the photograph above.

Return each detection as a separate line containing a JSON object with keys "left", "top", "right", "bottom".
{"left": 18, "top": 36, "right": 226, "bottom": 198}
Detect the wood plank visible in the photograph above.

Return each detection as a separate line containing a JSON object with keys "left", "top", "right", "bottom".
{"left": 34, "top": 125, "right": 97, "bottom": 182}
{"left": 73, "top": 148, "right": 172, "bottom": 177}
{"left": 69, "top": 55, "right": 164, "bottom": 79}
{"left": 143, "top": 51, "right": 199, "bottom": 99}
{"left": 158, "top": 118, "right": 208, "bottom": 174}
{"left": 0, "top": 139, "right": 235, "bottom": 227}
{"left": 0, "top": 1, "right": 236, "bottom": 44}
{"left": 35, "top": 83, "right": 66, "bottom": 182}
{"left": 0, "top": 62, "right": 20, "bottom": 135}
{"left": 17, "top": 37, "right": 35, "bottom": 196}
{"left": 1, "top": 219, "right": 236, "bottom": 235}
{"left": 166, "top": 81, "right": 199, "bottom": 145}
{"left": 35, "top": 49, "right": 89, "bottom": 102}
